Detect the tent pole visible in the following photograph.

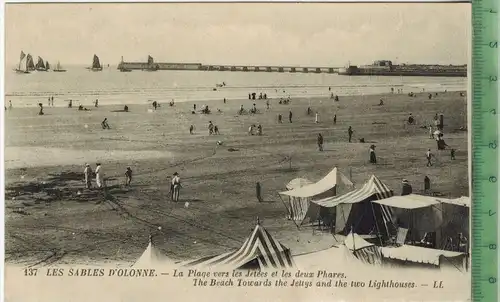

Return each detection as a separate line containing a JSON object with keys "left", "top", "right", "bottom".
{"left": 278, "top": 194, "right": 300, "bottom": 230}
{"left": 370, "top": 201, "right": 384, "bottom": 247}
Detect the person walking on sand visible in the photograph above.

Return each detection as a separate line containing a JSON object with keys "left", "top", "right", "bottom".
{"left": 248, "top": 124, "right": 254, "bottom": 135}
{"left": 266, "top": 100, "right": 270, "bottom": 110}
{"left": 317, "top": 133, "right": 324, "bottom": 151}
{"left": 9, "top": 100, "right": 13, "bottom": 110}
{"left": 451, "top": 148, "right": 456, "bottom": 160}
{"left": 193, "top": 104, "right": 196, "bottom": 111}
{"left": 429, "top": 125, "right": 434, "bottom": 139}
{"left": 333, "top": 114, "right": 337, "bottom": 125}
{"left": 84, "top": 163, "right": 93, "bottom": 189}
{"left": 171, "top": 172, "right": 181, "bottom": 202}
{"left": 94, "top": 99, "right": 99, "bottom": 108}
{"left": 257, "top": 124, "right": 262, "bottom": 136}
{"left": 208, "top": 121, "right": 214, "bottom": 135}
{"left": 48, "top": 97, "right": 51, "bottom": 107}
{"left": 315, "top": 112, "right": 319, "bottom": 123}
{"left": 369, "top": 145, "right": 377, "bottom": 164}
{"left": 214, "top": 125, "right": 220, "bottom": 135}
{"left": 289, "top": 109, "right": 293, "bottom": 123}
{"left": 189, "top": 125, "right": 194, "bottom": 135}
{"left": 426, "top": 149, "right": 433, "bottom": 167}
{"left": 125, "top": 167, "right": 133, "bottom": 186}
{"left": 51, "top": 96, "right": 54, "bottom": 106}
{"left": 256, "top": 182, "right": 262, "bottom": 202}
{"left": 348, "top": 126, "right": 354, "bottom": 143}
{"left": 278, "top": 114, "right": 282, "bottom": 123}
{"left": 95, "top": 163, "right": 103, "bottom": 188}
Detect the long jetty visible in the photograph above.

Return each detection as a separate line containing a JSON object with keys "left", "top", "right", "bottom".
{"left": 117, "top": 59, "right": 341, "bottom": 74}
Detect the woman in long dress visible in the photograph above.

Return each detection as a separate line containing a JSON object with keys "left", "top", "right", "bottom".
{"left": 95, "top": 163, "right": 103, "bottom": 188}
{"left": 369, "top": 145, "right": 377, "bottom": 164}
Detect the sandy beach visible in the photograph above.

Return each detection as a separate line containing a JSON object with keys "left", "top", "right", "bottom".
{"left": 4, "top": 91, "right": 468, "bottom": 266}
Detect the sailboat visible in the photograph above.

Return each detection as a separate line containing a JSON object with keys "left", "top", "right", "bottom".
{"left": 26, "top": 54, "right": 36, "bottom": 71}
{"left": 14, "top": 51, "right": 30, "bottom": 74}
{"left": 87, "top": 54, "right": 103, "bottom": 71}
{"left": 46, "top": 61, "right": 50, "bottom": 71}
{"left": 53, "top": 61, "right": 67, "bottom": 72}
{"left": 35, "top": 56, "right": 48, "bottom": 71}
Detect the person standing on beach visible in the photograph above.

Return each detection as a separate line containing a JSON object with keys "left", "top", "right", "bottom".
{"left": 317, "top": 134, "right": 324, "bottom": 151}
{"left": 348, "top": 126, "right": 354, "bottom": 143}
{"left": 95, "top": 99, "right": 99, "bottom": 108}
{"left": 125, "top": 167, "right": 133, "bottom": 186}
{"left": 315, "top": 112, "right": 319, "bottom": 123}
{"left": 266, "top": 100, "right": 270, "bottom": 110}
{"left": 51, "top": 96, "right": 54, "bottom": 106}
{"left": 214, "top": 125, "right": 220, "bottom": 135}
{"left": 451, "top": 148, "right": 456, "bottom": 160}
{"left": 9, "top": 100, "right": 13, "bottom": 110}
{"left": 189, "top": 125, "right": 194, "bottom": 134}
{"left": 278, "top": 114, "right": 282, "bottom": 123}
{"left": 208, "top": 121, "right": 214, "bottom": 135}
{"left": 171, "top": 172, "right": 181, "bottom": 202}
{"left": 429, "top": 125, "right": 433, "bottom": 139}
{"left": 426, "top": 149, "right": 433, "bottom": 167}
{"left": 257, "top": 124, "right": 262, "bottom": 136}
{"left": 369, "top": 145, "right": 377, "bottom": 164}
{"left": 289, "top": 110, "right": 293, "bottom": 123}
{"left": 48, "top": 97, "right": 51, "bottom": 107}
{"left": 333, "top": 114, "right": 337, "bottom": 125}
{"left": 193, "top": 104, "right": 196, "bottom": 111}
{"left": 95, "top": 163, "right": 103, "bottom": 188}
{"left": 84, "top": 164, "right": 93, "bottom": 189}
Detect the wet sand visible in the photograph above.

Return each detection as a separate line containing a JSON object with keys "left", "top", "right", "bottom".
{"left": 4, "top": 91, "right": 468, "bottom": 265}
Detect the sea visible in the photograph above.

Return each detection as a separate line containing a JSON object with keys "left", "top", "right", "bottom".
{"left": 5, "top": 65, "right": 468, "bottom": 107}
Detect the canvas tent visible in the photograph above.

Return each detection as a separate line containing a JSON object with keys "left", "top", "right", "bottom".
{"left": 302, "top": 175, "right": 394, "bottom": 237}
{"left": 180, "top": 223, "right": 294, "bottom": 270}
{"left": 279, "top": 167, "right": 353, "bottom": 223}
{"left": 133, "top": 236, "right": 176, "bottom": 268}
{"left": 380, "top": 245, "right": 467, "bottom": 271}
{"left": 344, "top": 232, "right": 383, "bottom": 265}
{"left": 372, "top": 194, "right": 470, "bottom": 250}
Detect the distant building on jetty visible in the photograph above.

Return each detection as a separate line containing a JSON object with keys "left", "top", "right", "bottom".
{"left": 117, "top": 56, "right": 466, "bottom": 77}
{"left": 338, "top": 60, "right": 467, "bottom": 77}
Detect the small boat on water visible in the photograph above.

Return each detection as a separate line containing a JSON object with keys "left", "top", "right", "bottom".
{"left": 14, "top": 51, "right": 30, "bottom": 74}
{"left": 86, "top": 54, "right": 103, "bottom": 71}
{"left": 35, "top": 56, "right": 49, "bottom": 71}
{"left": 53, "top": 61, "right": 67, "bottom": 72}
{"left": 119, "top": 67, "right": 132, "bottom": 72}
{"left": 46, "top": 61, "right": 51, "bottom": 71}
{"left": 26, "top": 54, "right": 36, "bottom": 72}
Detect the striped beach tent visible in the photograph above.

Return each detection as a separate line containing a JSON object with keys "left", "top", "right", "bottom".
{"left": 279, "top": 167, "right": 354, "bottom": 223}
{"left": 180, "top": 223, "right": 294, "bottom": 270}
{"left": 303, "top": 175, "right": 394, "bottom": 236}
{"left": 344, "top": 232, "right": 382, "bottom": 266}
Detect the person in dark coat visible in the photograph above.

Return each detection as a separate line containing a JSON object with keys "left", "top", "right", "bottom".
{"left": 369, "top": 145, "right": 377, "bottom": 164}
{"left": 348, "top": 126, "right": 354, "bottom": 143}
{"left": 401, "top": 179, "right": 412, "bottom": 196}
{"left": 317, "top": 133, "right": 324, "bottom": 151}
{"left": 451, "top": 148, "right": 456, "bottom": 160}
{"left": 333, "top": 114, "right": 337, "bottom": 124}
{"left": 256, "top": 182, "right": 262, "bottom": 202}
{"left": 289, "top": 110, "right": 293, "bottom": 123}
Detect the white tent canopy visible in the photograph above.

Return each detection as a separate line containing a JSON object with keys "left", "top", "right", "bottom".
{"left": 279, "top": 167, "right": 338, "bottom": 198}
{"left": 133, "top": 236, "right": 176, "bottom": 268}
{"left": 286, "top": 178, "right": 313, "bottom": 190}
{"left": 372, "top": 194, "right": 471, "bottom": 209}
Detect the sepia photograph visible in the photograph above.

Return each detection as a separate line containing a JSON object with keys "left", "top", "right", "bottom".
{"left": 3, "top": 2, "right": 471, "bottom": 301}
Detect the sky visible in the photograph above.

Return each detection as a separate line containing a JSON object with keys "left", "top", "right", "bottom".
{"left": 5, "top": 3, "right": 470, "bottom": 67}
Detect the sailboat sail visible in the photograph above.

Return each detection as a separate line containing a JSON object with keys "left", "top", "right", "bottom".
{"left": 92, "top": 55, "right": 101, "bottom": 69}
{"left": 53, "top": 61, "right": 67, "bottom": 72}
{"left": 26, "top": 54, "right": 35, "bottom": 71}
{"left": 36, "top": 57, "right": 46, "bottom": 70}
{"left": 46, "top": 61, "right": 50, "bottom": 70}
{"left": 20, "top": 51, "right": 26, "bottom": 61}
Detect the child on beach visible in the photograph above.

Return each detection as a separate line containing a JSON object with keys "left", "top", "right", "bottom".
{"left": 214, "top": 125, "right": 220, "bottom": 135}
{"left": 101, "top": 118, "right": 110, "bottom": 129}
{"left": 125, "top": 167, "right": 132, "bottom": 186}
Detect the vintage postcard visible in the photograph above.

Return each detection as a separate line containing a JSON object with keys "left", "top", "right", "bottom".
{"left": 3, "top": 2, "right": 471, "bottom": 301}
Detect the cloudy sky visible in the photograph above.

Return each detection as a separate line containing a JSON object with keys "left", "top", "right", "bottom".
{"left": 5, "top": 3, "right": 470, "bottom": 67}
